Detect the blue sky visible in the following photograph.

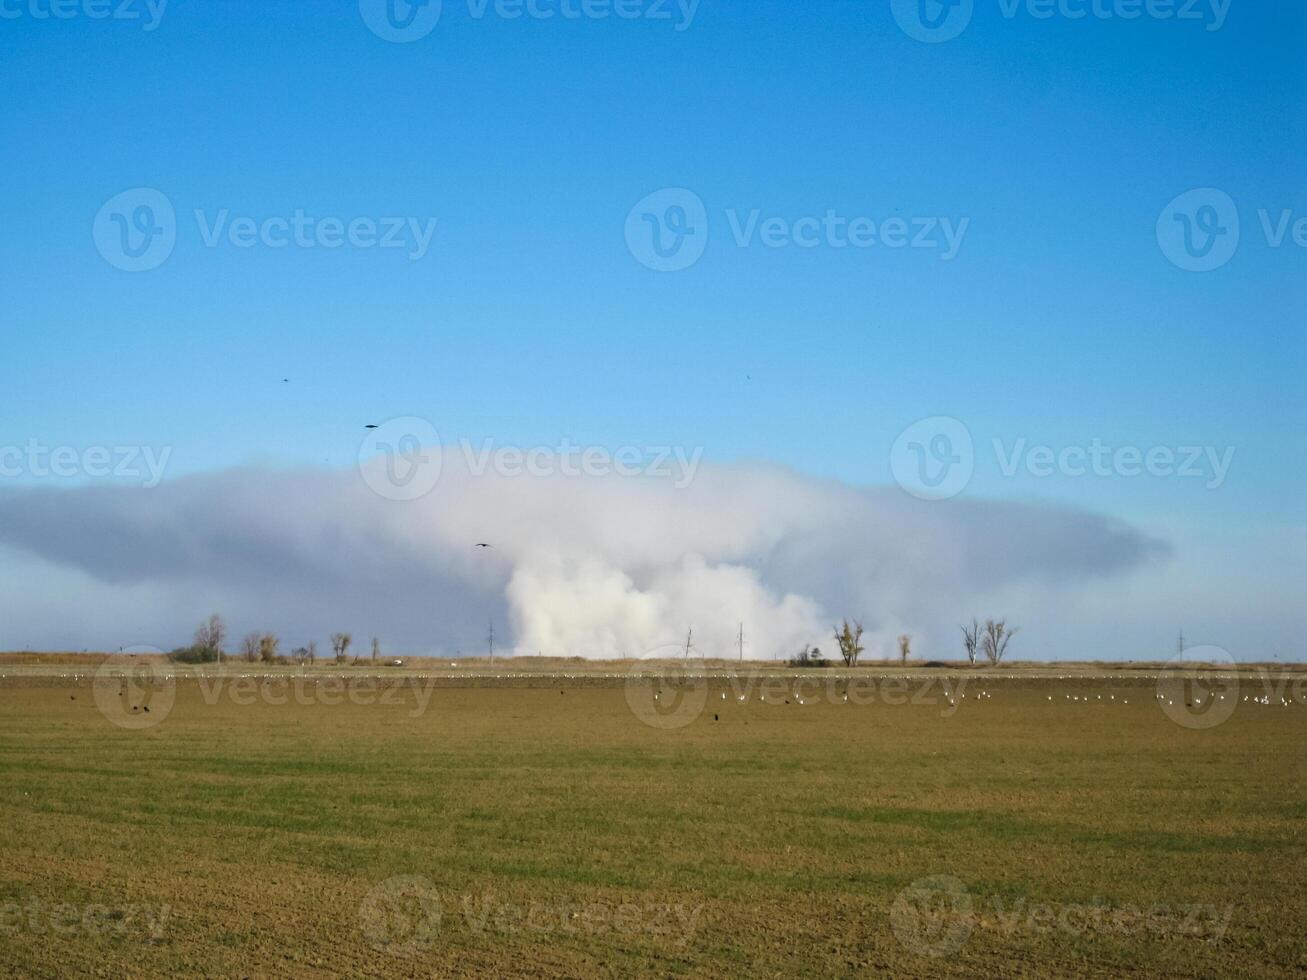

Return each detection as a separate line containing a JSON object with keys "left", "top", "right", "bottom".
{"left": 0, "top": 1, "right": 1302, "bottom": 657}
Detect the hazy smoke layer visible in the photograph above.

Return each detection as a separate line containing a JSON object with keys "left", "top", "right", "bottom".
{"left": 0, "top": 456, "right": 1167, "bottom": 658}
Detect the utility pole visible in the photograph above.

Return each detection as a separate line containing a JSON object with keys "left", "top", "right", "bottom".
{"left": 487, "top": 620, "right": 495, "bottom": 665}
{"left": 737, "top": 622, "right": 745, "bottom": 662}
{"left": 1177, "top": 630, "right": 1185, "bottom": 656}
{"left": 682, "top": 627, "right": 694, "bottom": 660}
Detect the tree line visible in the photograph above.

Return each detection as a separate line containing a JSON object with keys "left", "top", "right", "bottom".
{"left": 792, "top": 618, "right": 1019, "bottom": 667}
{"left": 169, "top": 615, "right": 386, "bottom": 666}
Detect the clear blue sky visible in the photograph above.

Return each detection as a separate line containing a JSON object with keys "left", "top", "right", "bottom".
{"left": 0, "top": 1, "right": 1302, "bottom": 656}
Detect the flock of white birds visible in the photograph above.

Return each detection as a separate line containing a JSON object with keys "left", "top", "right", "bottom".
{"left": 3, "top": 668, "right": 1303, "bottom": 712}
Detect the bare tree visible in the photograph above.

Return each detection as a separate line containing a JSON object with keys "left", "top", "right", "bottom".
{"left": 960, "top": 620, "right": 981, "bottom": 665}
{"left": 833, "top": 620, "right": 865, "bottom": 668}
{"left": 306, "top": 640, "right": 317, "bottom": 665}
{"left": 371, "top": 637, "right": 380, "bottom": 663}
{"left": 331, "top": 632, "right": 352, "bottom": 664}
{"left": 258, "top": 633, "right": 280, "bottom": 664}
{"left": 982, "top": 619, "right": 1018, "bottom": 665}
{"left": 240, "top": 632, "right": 260, "bottom": 663}
{"left": 898, "top": 634, "right": 911, "bottom": 665}
{"left": 192, "top": 614, "right": 226, "bottom": 662}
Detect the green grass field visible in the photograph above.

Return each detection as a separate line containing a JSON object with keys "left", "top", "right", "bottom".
{"left": 1, "top": 664, "right": 1304, "bottom": 977}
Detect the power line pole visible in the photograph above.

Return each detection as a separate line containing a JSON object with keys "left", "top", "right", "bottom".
{"left": 737, "top": 622, "right": 745, "bottom": 662}
{"left": 487, "top": 620, "right": 495, "bottom": 665}
{"left": 682, "top": 627, "right": 694, "bottom": 660}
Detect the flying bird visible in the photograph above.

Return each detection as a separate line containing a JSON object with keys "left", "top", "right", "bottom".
{"left": 475, "top": 543, "right": 492, "bottom": 549}
{"left": 364, "top": 424, "right": 379, "bottom": 429}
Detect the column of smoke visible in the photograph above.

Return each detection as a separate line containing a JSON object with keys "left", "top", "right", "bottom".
{"left": 0, "top": 450, "right": 1165, "bottom": 657}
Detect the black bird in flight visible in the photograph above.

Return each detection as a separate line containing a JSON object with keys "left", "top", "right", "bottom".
{"left": 364, "top": 424, "right": 379, "bottom": 429}
{"left": 475, "top": 543, "right": 492, "bottom": 549}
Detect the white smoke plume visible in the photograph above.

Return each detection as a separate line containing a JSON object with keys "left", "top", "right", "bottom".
{"left": 0, "top": 451, "right": 1167, "bottom": 659}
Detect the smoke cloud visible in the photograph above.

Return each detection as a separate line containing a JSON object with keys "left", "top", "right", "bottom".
{"left": 0, "top": 454, "right": 1168, "bottom": 658}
